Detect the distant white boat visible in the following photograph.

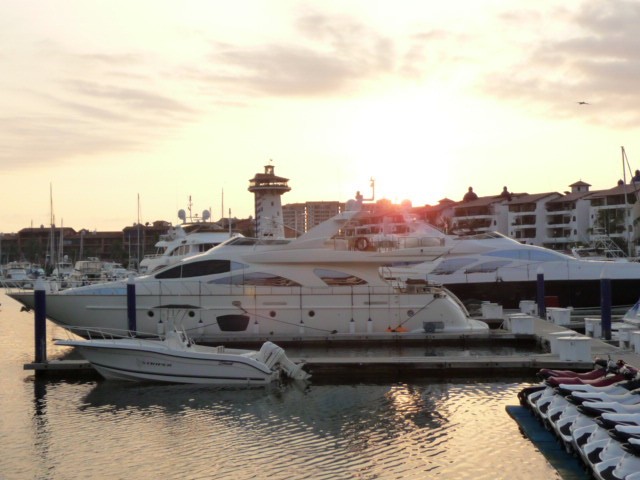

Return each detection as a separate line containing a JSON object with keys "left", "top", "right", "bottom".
{"left": 56, "top": 312, "right": 309, "bottom": 385}
{"left": 139, "top": 224, "right": 241, "bottom": 274}
{"left": 1, "top": 261, "right": 33, "bottom": 288}
{"left": 51, "top": 259, "right": 74, "bottom": 280}
{"left": 67, "top": 258, "right": 104, "bottom": 286}
{"left": 101, "top": 261, "right": 136, "bottom": 281}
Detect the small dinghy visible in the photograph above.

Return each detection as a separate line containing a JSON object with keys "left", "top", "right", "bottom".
{"left": 55, "top": 311, "right": 309, "bottom": 386}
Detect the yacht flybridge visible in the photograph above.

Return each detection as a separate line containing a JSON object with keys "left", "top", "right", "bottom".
{"left": 139, "top": 222, "right": 241, "bottom": 274}
{"left": 9, "top": 199, "right": 489, "bottom": 340}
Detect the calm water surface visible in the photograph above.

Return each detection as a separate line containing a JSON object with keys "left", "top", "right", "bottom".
{"left": 0, "top": 291, "right": 570, "bottom": 479}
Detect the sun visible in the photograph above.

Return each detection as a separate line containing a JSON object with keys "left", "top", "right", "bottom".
{"left": 340, "top": 89, "right": 459, "bottom": 206}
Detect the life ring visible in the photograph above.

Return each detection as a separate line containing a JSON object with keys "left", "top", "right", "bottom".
{"left": 355, "top": 237, "right": 370, "bottom": 251}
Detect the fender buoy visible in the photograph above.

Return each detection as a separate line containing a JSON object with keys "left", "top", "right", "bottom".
{"left": 355, "top": 237, "right": 370, "bottom": 251}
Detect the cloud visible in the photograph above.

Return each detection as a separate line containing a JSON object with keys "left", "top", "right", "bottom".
{"left": 0, "top": 45, "right": 199, "bottom": 168}
{"left": 0, "top": 114, "right": 141, "bottom": 168}
{"left": 64, "top": 80, "right": 197, "bottom": 116}
{"left": 481, "top": 1, "right": 640, "bottom": 127}
{"left": 190, "top": 12, "right": 407, "bottom": 97}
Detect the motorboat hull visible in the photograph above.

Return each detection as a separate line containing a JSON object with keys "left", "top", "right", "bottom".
{"left": 57, "top": 338, "right": 279, "bottom": 385}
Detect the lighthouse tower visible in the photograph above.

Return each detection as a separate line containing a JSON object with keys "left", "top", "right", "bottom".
{"left": 248, "top": 164, "right": 291, "bottom": 238}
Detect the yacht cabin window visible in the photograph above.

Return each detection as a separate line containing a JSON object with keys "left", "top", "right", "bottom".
{"left": 431, "top": 258, "right": 476, "bottom": 275}
{"left": 208, "top": 272, "right": 300, "bottom": 287}
{"left": 155, "top": 260, "right": 241, "bottom": 279}
{"left": 314, "top": 268, "right": 367, "bottom": 286}
{"left": 464, "top": 260, "right": 511, "bottom": 274}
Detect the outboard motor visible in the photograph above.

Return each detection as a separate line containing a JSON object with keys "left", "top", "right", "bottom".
{"left": 257, "top": 341, "right": 311, "bottom": 381}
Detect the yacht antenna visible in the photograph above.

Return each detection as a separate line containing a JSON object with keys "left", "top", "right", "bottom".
{"left": 363, "top": 178, "right": 375, "bottom": 201}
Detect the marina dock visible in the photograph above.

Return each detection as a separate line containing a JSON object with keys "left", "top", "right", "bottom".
{"left": 25, "top": 313, "right": 640, "bottom": 381}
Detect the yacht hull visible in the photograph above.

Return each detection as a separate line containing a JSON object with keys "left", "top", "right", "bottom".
{"left": 443, "top": 278, "right": 640, "bottom": 310}
{"left": 9, "top": 282, "right": 488, "bottom": 340}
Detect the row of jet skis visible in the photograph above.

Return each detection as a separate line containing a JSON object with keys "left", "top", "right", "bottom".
{"left": 519, "top": 359, "right": 640, "bottom": 479}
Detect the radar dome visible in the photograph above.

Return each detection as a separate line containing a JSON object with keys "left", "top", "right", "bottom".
{"left": 345, "top": 199, "right": 359, "bottom": 211}
{"left": 178, "top": 209, "right": 186, "bottom": 222}
{"left": 202, "top": 210, "right": 210, "bottom": 221}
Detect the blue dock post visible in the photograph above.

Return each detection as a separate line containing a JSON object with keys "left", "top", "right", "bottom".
{"left": 34, "top": 279, "right": 47, "bottom": 363}
{"left": 536, "top": 267, "right": 546, "bottom": 319}
{"left": 600, "top": 269, "right": 612, "bottom": 340}
{"left": 127, "top": 275, "right": 136, "bottom": 335}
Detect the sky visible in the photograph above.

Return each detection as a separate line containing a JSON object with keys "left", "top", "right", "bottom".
{"left": 3, "top": 0, "right": 640, "bottom": 233}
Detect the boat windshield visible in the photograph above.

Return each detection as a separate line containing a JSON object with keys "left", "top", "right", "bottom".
{"left": 484, "top": 249, "right": 571, "bottom": 261}
{"left": 454, "top": 231, "right": 509, "bottom": 240}
{"left": 223, "top": 237, "right": 291, "bottom": 247}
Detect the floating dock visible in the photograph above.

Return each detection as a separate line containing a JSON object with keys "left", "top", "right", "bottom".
{"left": 506, "top": 406, "right": 587, "bottom": 480}
{"left": 25, "top": 313, "right": 640, "bottom": 380}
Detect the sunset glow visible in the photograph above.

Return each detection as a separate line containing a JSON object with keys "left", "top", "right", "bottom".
{"left": 2, "top": 1, "right": 640, "bottom": 232}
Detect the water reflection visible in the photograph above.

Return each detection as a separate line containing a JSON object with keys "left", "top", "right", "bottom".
{"left": 77, "top": 380, "right": 455, "bottom": 454}
{"left": 18, "top": 377, "right": 561, "bottom": 479}
{"left": 3, "top": 289, "right": 562, "bottom": 480}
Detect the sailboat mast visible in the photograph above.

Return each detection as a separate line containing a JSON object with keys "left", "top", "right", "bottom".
{"left": 622, "top": 146, "right": 633, "bottom": 256}
{"left": 49, "top": 183, "right": 55, "bottom": 271}
{"left": 137, "top": 193, "right": 141, "bottom": 271}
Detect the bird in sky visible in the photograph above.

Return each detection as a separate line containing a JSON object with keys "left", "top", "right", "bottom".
{"left": 577, "top": 101, "right": 589, "bottom": 105}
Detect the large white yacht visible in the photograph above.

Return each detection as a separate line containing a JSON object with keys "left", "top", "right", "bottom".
{"left": 9, "top": 200, "right": 489, "bottom": 340}
{"left": 390, "top": 231, "right": 640, "bottom": 311}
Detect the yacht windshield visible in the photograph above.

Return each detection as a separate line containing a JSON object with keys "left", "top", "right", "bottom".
{"left": 485, "top": 249, "right": 570, "bottom": 262}
{"left": 155, "top": 260, "right": 244, "bottom": 279}
{"left": 224, "top": 237, "right": 291, "bottom": 246}
{"left": 431, "top": 258, "right": 477, "bottom": 275}
{"left": 464, "top": 260, "right": 511, "bottom": 273}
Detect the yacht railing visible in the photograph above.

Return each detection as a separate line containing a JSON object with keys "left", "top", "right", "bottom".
{"left": 135, "top": 280, "right": 448, "bottom": 298}
{"left": 3, "top": 275, "right": 450, "bottom": 301}
{"left": 329, "top": 235, "right": 445, "bottom": 252}
{"left": 61, "top": 325, "right": 163, "bottom": 342}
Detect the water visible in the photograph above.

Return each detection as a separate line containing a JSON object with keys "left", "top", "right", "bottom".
{"left": 0, "top": 291, "right": 569, "bottom": 479}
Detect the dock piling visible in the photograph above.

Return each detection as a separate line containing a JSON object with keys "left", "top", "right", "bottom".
{"left": 600, "top": 270, "right": 612, "bottom": 340}
{"left": 536, "top": 267, "right": 546, "bottom": 320}
{"left": 34, "top": 279, "right": 47, "bottom": 363}
{"left": 127, "top": 275, "right": 136, "bottom": 334}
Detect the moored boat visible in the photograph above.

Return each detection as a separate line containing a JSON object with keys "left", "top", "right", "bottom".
{"left": 56, "top": 312, "right": 309, "bottom": 385}
{"left": 390, "top": 231, "right": 640, "bottom": 311}
{"left": 9, "top": 199, "right": 489, "bottom": 341}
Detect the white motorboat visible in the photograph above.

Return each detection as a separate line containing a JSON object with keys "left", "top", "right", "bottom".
{"left": 67, "top": 258, "right": 104, "bottom": 286}
{"left": 101, "top": 261, "right": 136, "bottom": 281}
{"left": 1, "top": 261, "right": 33, "bottom": 288}
{"left": 51, "top": 259, "right": 74, "bottom": 281}
{"left": 139, "top": 213, "right": 241, "bottom": 274}
{"left": 55, "top": 313, "right": 309, "bottom": 385}
{"left": 9, "top": 200, "right": 489, "bottom": 340}
{"left": 390, "top": 231, "right": 640, "bottom": 310}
